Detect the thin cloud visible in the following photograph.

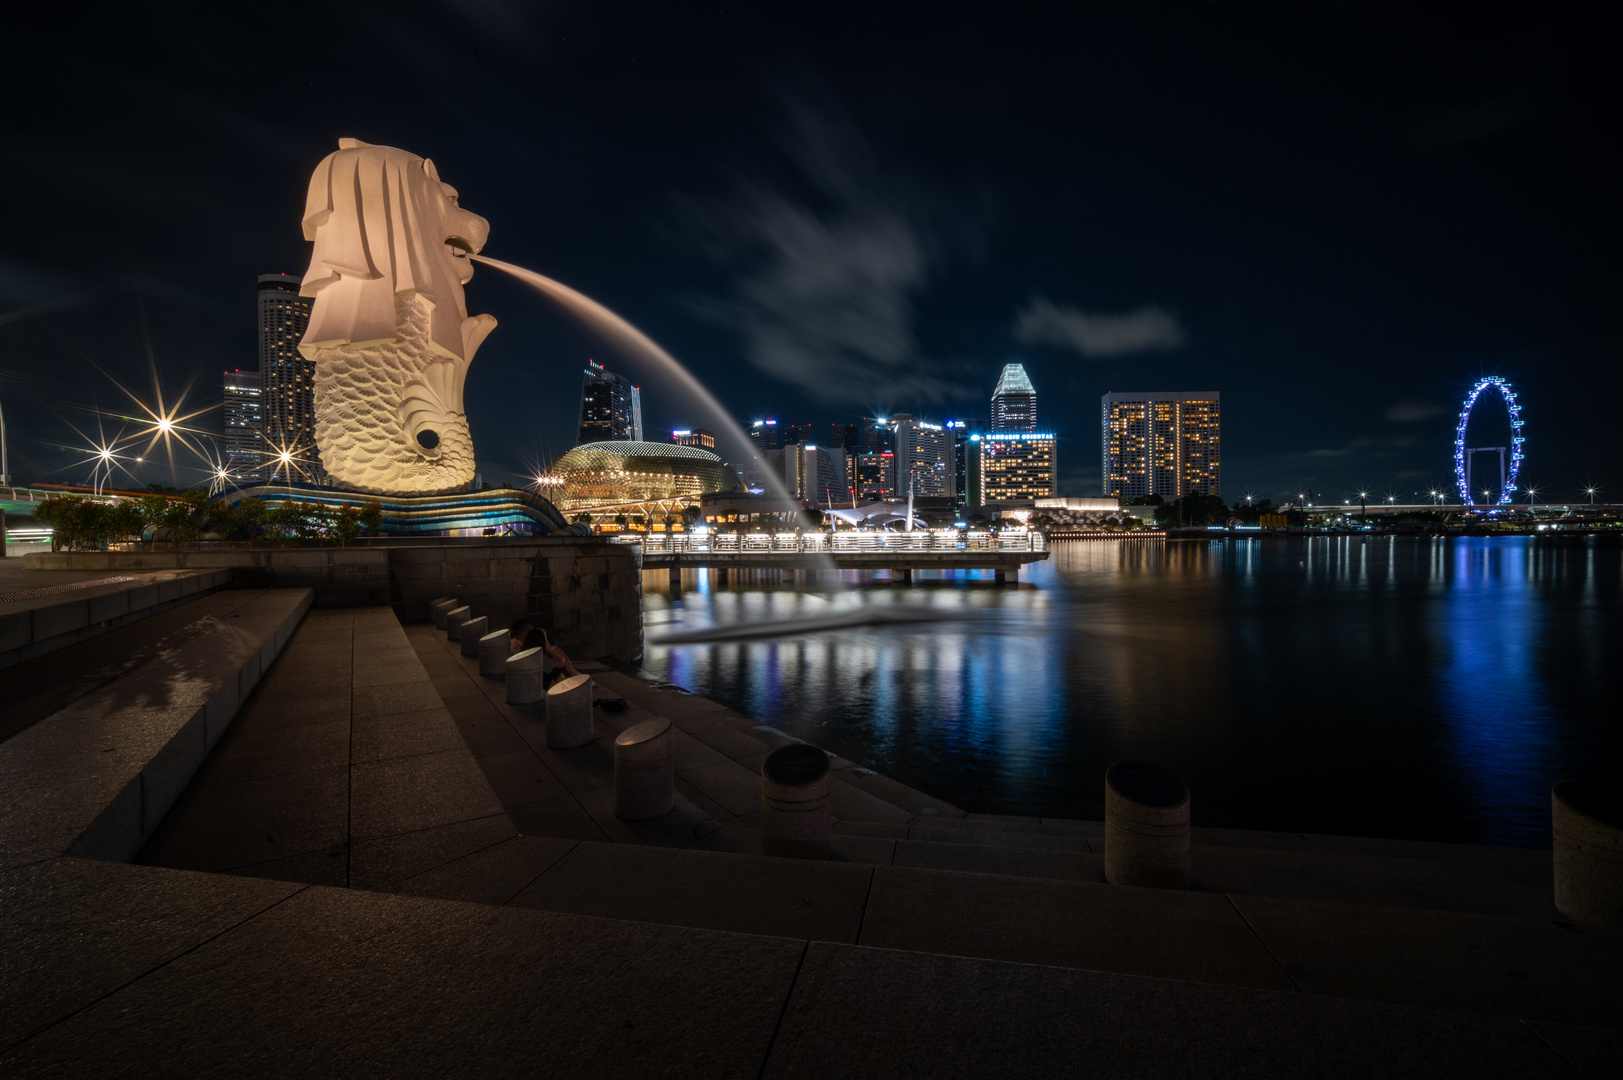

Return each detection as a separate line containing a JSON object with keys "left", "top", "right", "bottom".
{"left": 1386, "top": 400, "right": 1444, "bottom": 423}
{"left": 1012, "top": 298, "right": 1185, "bottom": 358}
{"left": 680, "top": 87, "right": 962, "bottom": 404}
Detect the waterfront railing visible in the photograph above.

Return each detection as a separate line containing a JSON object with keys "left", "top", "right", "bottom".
{"left": 623, "top": 531, "right": 1047, "bottom": 553}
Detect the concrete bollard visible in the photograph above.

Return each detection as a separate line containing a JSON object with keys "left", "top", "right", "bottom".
{"left": 546, "top": 673, "right": 595, "bottom": 749}
{"left": 459, "top": 615, "right": 488, "bottom": 656}
{"left": 431, "top": 599, "right": 459, "bottom": 629}
{"left": 1553, "top": 780, "right": 1623, "bottom": 924}
{"left": 445, "top": 606, "right": 471, "bottom": 640}
{"left": 478, "top": 629, "right": 510, "bottom": 677}
{"left": 1105, "top": 760, "right": 1190, "bottom": 889}
{"left": 506, "top": 647, "right": 547, "bottom": 704}
{"left": 761, "top": 744, "right": 832, "bottom": 859}
{"left": 614, "top": 717, "right": 674, "bottom": 820}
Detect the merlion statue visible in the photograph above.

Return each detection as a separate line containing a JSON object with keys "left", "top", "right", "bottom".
{"left": 297, "top": 138, "right": 496, "bottom": 494}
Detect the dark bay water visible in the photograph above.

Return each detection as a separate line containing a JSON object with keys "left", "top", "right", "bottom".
{"left": 641, "top": 535, "right": 1622, "bottom": 848}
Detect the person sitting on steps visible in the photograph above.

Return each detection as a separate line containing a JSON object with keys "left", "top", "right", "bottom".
{"left": 508, "top": 617, "right": 533, "bottom": 654}
{"left": 522, "top": 628, "right": 578, "bottom": 687}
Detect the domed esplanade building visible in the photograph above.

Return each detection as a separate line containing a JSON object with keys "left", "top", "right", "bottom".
{"left": 551, "top": 441, "right": 740, "bottom": 513}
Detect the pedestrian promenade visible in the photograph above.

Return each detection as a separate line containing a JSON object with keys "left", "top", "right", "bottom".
{"left": 3, "top": 592, "right": 1618, "bottom": 1077}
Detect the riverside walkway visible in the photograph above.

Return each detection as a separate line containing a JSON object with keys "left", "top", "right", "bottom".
{"left": 631, "top": 530, "right": 1049, "bottom": 584}
{"left": 1, "top": 571, "right": 1617, "bottom": 1077}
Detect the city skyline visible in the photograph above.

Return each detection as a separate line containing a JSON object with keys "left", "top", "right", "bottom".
{"left": 1, "top": 6, "right": 1617, "bottom": 505}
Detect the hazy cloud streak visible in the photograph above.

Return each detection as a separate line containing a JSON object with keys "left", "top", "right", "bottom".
{"left": 1386, "top": 400, "right": 1444, "bottom": 423}
{"left": 1012, "top": 297, "right": 1186, "bottom": 357}
{"left": 681, "top": 91, "right": 958, "bottom": 404}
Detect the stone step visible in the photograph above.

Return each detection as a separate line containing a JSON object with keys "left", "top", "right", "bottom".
{"left": 0, "top": 587, "right": 313, "bottom": 871}
{"left": 0, "top": 567, "right": 232, "bottom": 671}
{"left": 786, "top": 819, "right": 1558, "bottom": 920}
{"left": 359, "top": 835, "right": 1620, "bottom": 1034}
{"left": 8, "top": 856, "right": 1608, "bottom": 1078}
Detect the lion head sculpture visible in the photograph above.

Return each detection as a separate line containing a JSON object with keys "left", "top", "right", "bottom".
{"left": 296, "top": 138, "right": 497, "bottom": 494}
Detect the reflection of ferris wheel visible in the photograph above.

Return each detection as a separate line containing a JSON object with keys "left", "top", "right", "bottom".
{"left": 1454, "top": 376, "right": 1524, "bottom": 506}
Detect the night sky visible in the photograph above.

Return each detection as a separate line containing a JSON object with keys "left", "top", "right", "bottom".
{"left": 3, "top": 3, "right": 1618, "bottom": 503}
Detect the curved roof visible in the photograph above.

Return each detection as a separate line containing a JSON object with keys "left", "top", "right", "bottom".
{"left": 552, "top": 441, "right": 740, "bottom": 509}
{"left": 556, "top": 441, "right": 729, "bottom": 465}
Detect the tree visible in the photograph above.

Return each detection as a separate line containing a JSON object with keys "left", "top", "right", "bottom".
{"left": 268, "top": 501, "right": 309, "bottom": 546}
{"left": 613, "top": 513, "right": 629, "bottom": 530}
{"left": 135, "top": 494, "right": 172, "bottom": 540}
{"left": 570, "top": 512, "right": 592, "bottom": 525}
{"left": 359, "top": 500, "right": 384, "bottom": 541}
{"left": 800, "top": 507, "right": 825, "bottom": 530}
{"left": 332, "top": 505, "right": 362, "bottom": 546}
{"left": 107, "top": 500, "right": 145, "bottom": 545}
{"left": 234, "top": 498, "right": 267, "bottom": 547}
{"left": 36, "top": 496, "right": 92, "bottom": 551}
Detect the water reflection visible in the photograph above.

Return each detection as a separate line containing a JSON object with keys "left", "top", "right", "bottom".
{"left": 642, "top": 537, "right": 1623, "bottom": 846}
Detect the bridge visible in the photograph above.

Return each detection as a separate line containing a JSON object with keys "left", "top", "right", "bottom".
{"left": 1290, "top": 502, "right": 1623, "bottom": 517}
{"left": 624, "top": 530, "right": 1049, "bottom": 585}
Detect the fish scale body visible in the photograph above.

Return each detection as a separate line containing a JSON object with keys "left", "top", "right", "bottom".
{"left": 310, "top": 293, "right": 474, "bottom": 495}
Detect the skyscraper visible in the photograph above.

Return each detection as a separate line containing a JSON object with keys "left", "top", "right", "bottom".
{"left": 980, "top": 432, "right": 1057, "bottom": 500}
{"left": 990, "top": 364, "right": 1037, "bottom": 433}
{"left": 854, "top": 452, "right": 896, "bottom": 500}
{"left": 672, "top": 429, "right": 716, "bottom": 449}
{"left": 946, "top": 419, "right": 980, "bottom": 507}
{"left": 1101, "top": 391, "right": 1221, "bottom": 500}
{"left": 892, "top": 415, "right": 954, "bottom": 498}
{"left": 765, "top": 443, "right": 845, "bottom": 503}
{"left": 578, "top": 359, "right": 642, "bottom": 444}
{"left": 222, "top": 369, "right": 264, "bottom": 481}
{"left": 859, "top": 416, "right": 895, "bottom": 453}
{"left": 830, "top": 422, "right": 860, "bottom": 454}
{"left": 257, "top": 273, "right": 320, "bottom": 484}
{"left": 749, "top": 419, "right": 782, "bottom": 453}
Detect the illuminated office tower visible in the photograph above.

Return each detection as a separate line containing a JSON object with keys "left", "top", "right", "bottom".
{"left": 854, "top": 451, "right": 896, "bottom": 500}
{"left": 990, "top": 363, "right": 1037, "bottom": 433}
{"left": 672, "top": 429, "right": 716, "bottom": 449}
{"left": 979, "top": 432, "right": 1057, "bottom": 500}
{"left": 946, "top": 419, "right": 979, "bottom": 506}
{"left": 859, "top": 416, "right": 895, "bottom": 453}
{"left": 749, "top": 419, "right": 782, "bottom": 453}
{"left": 578, "top": 359, "right": 642, "bottom": 444}
{"left": 781, "top": 423, "right": 814, "bottom": 447}
{"left": 766, "top": 443, "right": 845, "bottom": 502}
{"left": 1100, "top": 391, "right": 1221, "bottom": 499}
{"left": 892, "top": 415, "right": 953, "bottom": 498}
{"left": 222, "top": 369, "right": 264, "bottom": 481}
{"left": 257, "top": 273, "right": 320, "bottom": 484}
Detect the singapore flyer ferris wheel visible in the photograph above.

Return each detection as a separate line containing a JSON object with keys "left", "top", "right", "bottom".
{"left": 1454, "top": 376, "right": 1525, "bottom": 506}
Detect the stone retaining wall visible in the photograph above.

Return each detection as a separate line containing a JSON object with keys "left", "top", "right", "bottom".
{"left": 24, "top": 540, "right": 643, "bottom": 660}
